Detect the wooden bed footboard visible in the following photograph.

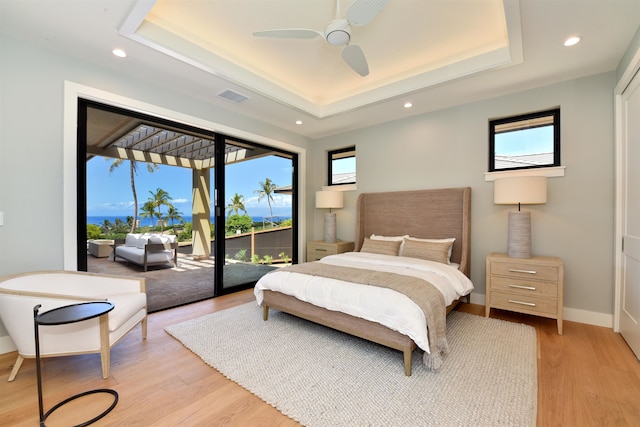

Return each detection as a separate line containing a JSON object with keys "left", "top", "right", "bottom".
{"left": 262, "top": 290, "right": 461, "bottom": 376}
{"left": 261, "top": 187, "right": 470, "bottom": 376}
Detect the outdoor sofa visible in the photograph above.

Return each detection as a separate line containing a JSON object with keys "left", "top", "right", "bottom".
{"left": 114, "top": 233, "right": 178, "bottom": 271}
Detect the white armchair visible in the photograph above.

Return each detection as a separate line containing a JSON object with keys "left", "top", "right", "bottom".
{"left": 0, "top": 270, "right": 147, "bottom": 382}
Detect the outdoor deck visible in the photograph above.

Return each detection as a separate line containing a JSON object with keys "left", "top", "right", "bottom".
{"left": 87, "top": 250, "right": 276, "bottom": 313}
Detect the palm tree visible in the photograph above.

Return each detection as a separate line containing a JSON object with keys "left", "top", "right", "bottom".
{"left": 125, "top": 215, "right": 135, "bottom": 231}
{"left": 107, "top": 158, "right": 159, "bottom": 233}
{"left": 139, "top": 200, "right": 157, "bottom": 227}
{"left": 100, "top": 219, "right": 114, "bottom": 234}
{"left": 165, "top": 205, "right": 184, "bottom": 226}
{"left": 226, "top": 193, "right": 247, "bottom": 216}
{"left": 255, "top": 177, "right": 277, "bottom": 224}
{"left": 148, "top": 188, "right": 173, "bottom": 231}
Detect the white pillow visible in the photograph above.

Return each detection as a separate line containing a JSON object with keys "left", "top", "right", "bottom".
{"left": 149, "top": 235, "right": 175, "bottom": 244}
{"left": 136, "top": 236, "right": 150, "bottom": 249}
{"left": 370, "top": 234, "right": 409, "bottom": 253}
{"left": 148, "top": 235, "right": 163, "bottom": 244}
{"left": 404, "top": 237, "right": 456, "bottom": 263}
{"left": 125, "top": 233, "right": 141, "bottom": 247}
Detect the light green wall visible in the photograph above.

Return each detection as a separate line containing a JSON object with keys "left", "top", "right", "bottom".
{"left": 309, "top": 72, "right": 617, "bottom": 317}
{"left": 0, "top": 34, "right": 310, "bottom": 340}
{"left": 0, "top": 33, "right": 309, "bottom": 275}
{"left": 0, "top": 31, "right": 626, "bottom": 345}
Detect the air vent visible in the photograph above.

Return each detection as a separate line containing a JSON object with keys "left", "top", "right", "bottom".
{"left": 217, "top": 89, "right": 249, "bottom": 104}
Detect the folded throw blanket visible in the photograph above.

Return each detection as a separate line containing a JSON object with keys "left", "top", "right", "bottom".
{"left": 278, "top": 262, "right": 449, "bottom": 372}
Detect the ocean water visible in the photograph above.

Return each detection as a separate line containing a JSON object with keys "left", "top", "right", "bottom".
{"left": 87, "top": 215, "right": 290, "bottom": 226}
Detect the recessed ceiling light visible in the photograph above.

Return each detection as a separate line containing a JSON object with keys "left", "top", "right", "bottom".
{"left": 563, "top": 36, "right": 581, "bottom": 47}
{"left": 112, "top": 48, "right": 127, "bottom": 58}
{"left": 295, "top": 120, "right": 303, "bottom": 125}
{"left": 404, "top": 102, "right": 413, "bottom": 109}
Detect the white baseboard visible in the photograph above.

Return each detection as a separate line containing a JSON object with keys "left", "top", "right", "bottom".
{"left": 0, "top": 335, "right": 17, "bottom": 355}
{"left": 563, "top": 307, "right": 613, "bottom": 328}
{"left": 468, "top": 293, "right": 613, "bottom": 328}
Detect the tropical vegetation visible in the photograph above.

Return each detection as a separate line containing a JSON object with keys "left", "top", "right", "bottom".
{"left": 254, "top": 177, "right": 278, "bottom": 225}
{"left": 94, "top": 165, "right": 293, "bottom": 260}
{"left": 107, "top": 158, "right": 159, "bottom": 233}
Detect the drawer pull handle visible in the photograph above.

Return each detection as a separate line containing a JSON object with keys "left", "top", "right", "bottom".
{"left": 508, "top": 299, "right": 536, "bottom": 307}
{"left": 316, "top": 249, "right": 327, "bottom": 252}
{"left": 508, "top": 284, "right": 537, "bottom": 291}
{"left": 508, "top": 268, "right": 537, "bottom": 274}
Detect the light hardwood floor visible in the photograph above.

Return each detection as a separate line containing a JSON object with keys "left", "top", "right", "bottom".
{"left": 1, "top": 289, "right": 639, "bottom": 426}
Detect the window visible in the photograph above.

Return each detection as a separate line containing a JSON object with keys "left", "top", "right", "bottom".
{"left": 328, "top": 146, "right": 356, "bottom": 186}
{"left": 489, "top": 108, "right": 560, "bottom": 172}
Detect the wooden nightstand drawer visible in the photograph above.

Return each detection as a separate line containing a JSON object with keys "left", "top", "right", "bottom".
{"left": 308, "top": 246, "right": 334, "bottom": 261}
{"left": 490, "top": 291, "right": 558, "bottom": 316}
{"left": 307, "top": 241, "right": 354, "bottom": 262}
{"left": 486, "top": 253, "right": 564, "bottom": 334}
{"left": 490, "top": 276, "right": 558, "bottom": 298}
{"left": 491, "top": 261, "right": 558, "bottom": 282}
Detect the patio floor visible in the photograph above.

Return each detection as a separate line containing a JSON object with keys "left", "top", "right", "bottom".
{"left": 86, "top": 251, "right": 275, "bottom": 312}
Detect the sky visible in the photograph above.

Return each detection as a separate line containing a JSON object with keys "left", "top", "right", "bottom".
{"left": 495, "top": 126, "right": 553, "bottom": 156}
{"left": 87, "top": 154, "right": 294, "bottom": 221}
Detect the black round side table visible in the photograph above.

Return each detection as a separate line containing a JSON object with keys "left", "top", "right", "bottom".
{"left": 34, "top": 302, "right": 118, "bottom": 427}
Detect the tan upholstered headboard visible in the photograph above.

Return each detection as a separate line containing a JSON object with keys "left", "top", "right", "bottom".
{"left": 354, "top": 187, "right": 471, "bottom": 278}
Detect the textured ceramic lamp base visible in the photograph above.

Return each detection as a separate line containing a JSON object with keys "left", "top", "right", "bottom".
{"left": 507, "top": 211, "right": 531, "bottom": 258}
{"left": 324, "top": 212, "right": 337, "bottom": 243}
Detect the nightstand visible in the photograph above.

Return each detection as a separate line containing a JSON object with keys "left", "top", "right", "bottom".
{"left": 307, "top": 240, "right": 355, "bottom": 262}
{"left": 485, "top": 252, "right": 564, "bottom": 334}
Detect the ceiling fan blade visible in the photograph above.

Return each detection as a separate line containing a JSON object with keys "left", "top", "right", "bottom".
{"left": 253, "top": 29, "right": 323, "bottom": 40}
{"left": 342, "top": 45, "right": 369, "bottom": 76}
{"left": 347, "top": 0, "right": 389, "bottom": 26}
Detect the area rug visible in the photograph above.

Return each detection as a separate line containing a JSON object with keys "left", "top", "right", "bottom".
{"left": 165, "top": 303, "right": 537, "bottom": 427}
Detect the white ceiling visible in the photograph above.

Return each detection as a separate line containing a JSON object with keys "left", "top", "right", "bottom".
{"left": 1, "top": 0, "right": 639, "bottom": 139}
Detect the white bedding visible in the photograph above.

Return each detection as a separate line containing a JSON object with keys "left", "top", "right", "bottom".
{"left": 254, "top": 252, "right": 474, "bottom": 354}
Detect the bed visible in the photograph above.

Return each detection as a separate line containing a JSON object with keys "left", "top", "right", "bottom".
{"left": 254, "top": 187, "right": 472, "bottom": 375}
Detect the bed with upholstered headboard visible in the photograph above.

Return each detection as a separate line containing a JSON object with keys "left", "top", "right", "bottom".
{"left": 354, "top": 187, "right": 471, "bottom": 277}
{"left": 254, "top": 187, "right": 472, "bottom": 375}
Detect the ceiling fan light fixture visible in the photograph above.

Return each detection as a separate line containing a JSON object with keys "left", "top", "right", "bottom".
{"left": 253, "top": 0, "right": 388, "bottom": 76}
{"left": 325, "top": 19, "right": 351, "bottom": 46}
{"left": 326, "top": 29, "right": 350, "bottom": 46}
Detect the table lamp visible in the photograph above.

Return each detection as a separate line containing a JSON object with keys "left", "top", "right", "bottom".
{"left": 316, "top": 190, "right": 344, "bottom": 243}
{"left": 494, "top": 176, "right": 547, "bottom": 258}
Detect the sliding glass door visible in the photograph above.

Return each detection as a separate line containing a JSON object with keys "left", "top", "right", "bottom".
{"left": 79, "top": 100, "right": 297, "bottom": 306}
{"left": 216, "top": 136, "right": 297, "bottom": 295}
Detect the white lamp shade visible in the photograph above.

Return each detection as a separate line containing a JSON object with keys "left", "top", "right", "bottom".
{"left": 316, "top": 191, "right": 344, "bottom": 209}
{"left": 494, "top": 176, "right": 547, "bottom": 205}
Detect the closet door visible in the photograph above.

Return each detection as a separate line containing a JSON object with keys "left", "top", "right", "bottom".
{"left": 619, "top": 69, "right": 640, "bottom": 360}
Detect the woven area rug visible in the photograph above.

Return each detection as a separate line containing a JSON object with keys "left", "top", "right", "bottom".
{"left": 165, "top": 302, "right": 537, "bottom": 426}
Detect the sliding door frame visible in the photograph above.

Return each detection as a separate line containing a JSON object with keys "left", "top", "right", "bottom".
{"left": 67, "top": 83, "right": 304, "bottom": 296}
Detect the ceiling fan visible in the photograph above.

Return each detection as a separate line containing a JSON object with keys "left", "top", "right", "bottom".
{"left": 252, "top": 0, "right": 389, "bottom": 77}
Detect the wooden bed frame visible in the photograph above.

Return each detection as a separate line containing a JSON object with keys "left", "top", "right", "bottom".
{"left": 262, "top": 187, "right": 471, "bottom": 376}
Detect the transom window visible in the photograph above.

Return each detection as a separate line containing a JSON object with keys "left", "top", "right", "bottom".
{"left": 328, "top": 146, "right": 356, "bottom": 186}
{"left": 489, "top": 108, "right": 560, "bottom": 171}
